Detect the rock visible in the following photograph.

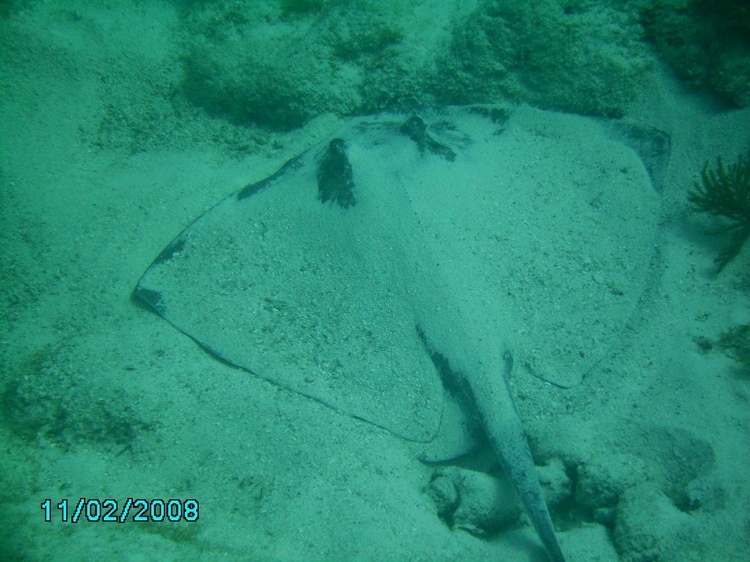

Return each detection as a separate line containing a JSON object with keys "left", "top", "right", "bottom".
{"left": 613, "top": 483, "right": 688, "bottom": 562}
{"left": 426, "top": 467, "right": 521, "bottom": 536}
{"left": 559, "top": 523, "right": 619, "bottom": 561}
{"left": 537, "top": 457, "right": 572, "bottom": 509}
{"left": 576, "top": 454, "right": 649, "bottom": 513}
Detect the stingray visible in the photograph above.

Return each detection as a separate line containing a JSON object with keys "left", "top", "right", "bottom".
{"left": 134, "top": 105, "right": 666, "bottom": 561}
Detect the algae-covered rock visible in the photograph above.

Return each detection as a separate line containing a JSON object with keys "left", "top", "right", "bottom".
{"left": 438, "top": 0, "right": 651, "bottom": 117}
{"left": 179, "top": 0, "right": 653, "bottom": 129}
{"left": 181, "top": 0, "right": 403, "bottom": 129}
{"left": 641, "top": 0, "right": 750, "bottom": 107}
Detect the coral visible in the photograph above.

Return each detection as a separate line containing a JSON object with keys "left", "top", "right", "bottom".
{"left": 688, "top": 152, "right": 750, "bottom": 271}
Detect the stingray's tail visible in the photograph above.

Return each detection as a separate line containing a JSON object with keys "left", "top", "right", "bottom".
{"left": 470, "top": 371, "right": 566, "bottom": 562}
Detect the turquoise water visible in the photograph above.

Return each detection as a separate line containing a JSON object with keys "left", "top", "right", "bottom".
{"left": 1, "top": 2, "right": 749, "bottom": 560}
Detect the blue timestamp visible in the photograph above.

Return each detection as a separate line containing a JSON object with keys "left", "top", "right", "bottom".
{"left": 40, "top": 498, "right": 199, "bottom": 523}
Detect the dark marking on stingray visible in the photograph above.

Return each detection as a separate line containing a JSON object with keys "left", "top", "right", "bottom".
{"left": 399, "top": 116, "right": 457, "bottom": 161}
{"left": 417, "top": 326, "right": 470, "bottom": 408}
{"left": 153, "top": 233, "right": 187, "bottom": 266}
{"left": 416, "top": 325, "right": 485, "bottom": 457}
{"left": 238, "top": 156, "right": 304, "bottom": 200}
{"left": 133, "top": 286, "right": 166, "bottom": 315}
{"left": 468, "top": 105, "right": 512, "bottom": 128}
{"left": 317, "top": 138, "right": 356, "bottom": 208}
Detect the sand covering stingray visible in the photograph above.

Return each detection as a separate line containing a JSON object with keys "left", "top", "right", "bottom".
{"left": 135, "top": 105, "right": 664, "bottom": 453}
{"left": 135, "top": 105, "right": 666, "bottom": 560}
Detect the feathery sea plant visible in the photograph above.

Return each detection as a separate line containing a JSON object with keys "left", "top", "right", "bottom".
{"left": 688, "top": 152, "right": 750, "bottom": 271}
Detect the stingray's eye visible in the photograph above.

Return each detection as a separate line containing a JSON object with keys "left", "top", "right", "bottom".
{"left": 399, "top": 115, "right": 427, "bottom": 139}
{"left": 399, "top": 115, "right": 456, "bottom": 161}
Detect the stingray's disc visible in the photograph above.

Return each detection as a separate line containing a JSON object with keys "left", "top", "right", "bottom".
{"left": 135, "top": 105, "right": 663, "bottom": 447}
